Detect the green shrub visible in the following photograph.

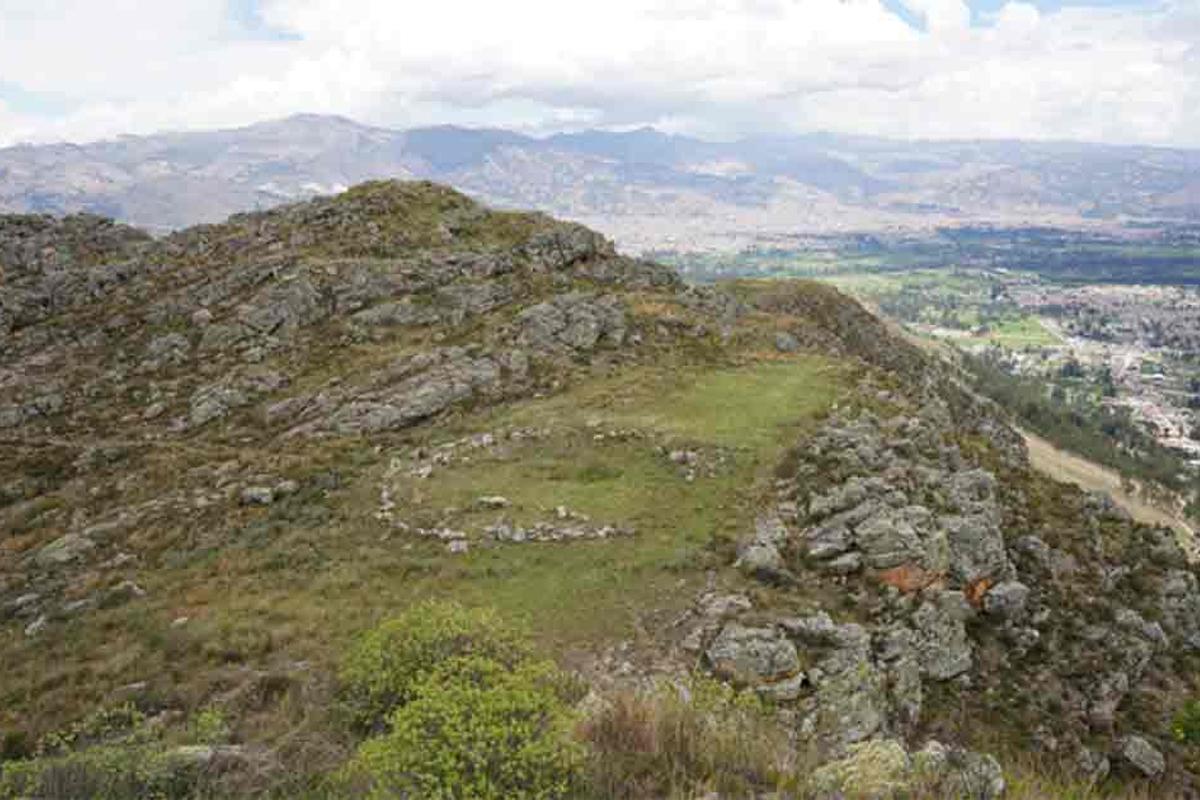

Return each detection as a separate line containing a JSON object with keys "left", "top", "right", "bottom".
{"left": 340, "top": 600, "right": 531, "bottom": 731}
{"left": 1172, "top": 699, "right": 1200, "bottom": 744}
{"left": 0, "top": 703, "right": 238, "bottom": 800}
{"left": 342, "top": 656, "right": 583, "bottom": 800}
{"left": 188, "top": 707, "right": 231, "bottom": 746}
{"left": 0, "top": 744, "right": 212, "bottom": 800}
{"left": 35, "top": 704, "right": 148, "bottom": 757}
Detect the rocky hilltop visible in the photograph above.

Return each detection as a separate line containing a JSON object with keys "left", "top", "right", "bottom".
{"left": 1, "top": 182, "right": 1199, "bottom": 797}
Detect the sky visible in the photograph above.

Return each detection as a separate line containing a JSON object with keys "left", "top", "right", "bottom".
{"left": 0, "top": 0, "right": 1197, "bottom": 148}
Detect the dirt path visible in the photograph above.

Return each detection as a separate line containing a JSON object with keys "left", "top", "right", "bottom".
{"left": 1022, "top": 429, "right": 1197, "bottom": 556}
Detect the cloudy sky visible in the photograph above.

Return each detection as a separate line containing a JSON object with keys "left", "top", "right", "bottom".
{"left": 0, "top": 0, "right": 1197, "bottom": 148}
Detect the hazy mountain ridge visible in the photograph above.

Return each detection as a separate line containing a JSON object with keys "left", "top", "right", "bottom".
{"left": 2, "top": 115, "right": 1198, "bottom": 250}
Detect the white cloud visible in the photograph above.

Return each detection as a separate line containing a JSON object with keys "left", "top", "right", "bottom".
{"left": 899, "top": 0, "right": 972, "bottom": 34}
{"left": 0, "top": 0, "right": 1196, "bottom": 147}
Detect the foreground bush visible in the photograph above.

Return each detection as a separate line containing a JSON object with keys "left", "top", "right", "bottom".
{"left": 340, "top": 600, "right": 531, "bottom": 732}
{"left": 338, "top": 603, "right": 582, "bottom": 799}
{"left": 343, "top": 656, "right": 583, "bottom": 799}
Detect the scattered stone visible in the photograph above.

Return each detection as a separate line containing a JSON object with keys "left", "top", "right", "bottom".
{"left": 774, "top": 332, "right": 800, "bottom": 353}
{"left": 34, "top": 534, "right": 96, "bottom": 568}
{"left": 240, "top": 486, "right": 275, "bottom": 506}
{"left": 485, "top": 520, "right": 633, "bottom": 544}
{"left": 101, "top": 580, "right": 146, "bottom": 608}
{"left": 735, "top": 541, "right": 787, "bottom": 581}
{"left": 23, "top": 615, "right": 47, "bottom": 637}
{"left": 475, "top": 495, "right": 511, "bottom": 510}
{"left": 1117, "top": 735, "right": 1165, "bottom": 779}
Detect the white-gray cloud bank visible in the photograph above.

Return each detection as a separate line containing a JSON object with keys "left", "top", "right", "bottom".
{"left": 0, "top": 0, "right": 1196, "bottom": 147}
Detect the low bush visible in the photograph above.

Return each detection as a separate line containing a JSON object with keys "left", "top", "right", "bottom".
{"left": 1172, "top": 698, "right": 1200, "bottom": 745}
{"left": 0, "top": 745, "right": 210, "bottom": 800}
{"left": 340, "top": 600, "right": 531, "bottom": 732}
{"left": 0, "top": 704, "right": 234, "bottom": 800}
{"left": 343, "top": 656, "right": 583, "bottom": 799}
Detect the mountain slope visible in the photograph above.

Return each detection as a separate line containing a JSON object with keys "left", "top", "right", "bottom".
{"left": 2, "top": 183, "right": 1200, "bottom": 797}
{"left": 2, "top": 115, "right": 1199, "bottom": 250}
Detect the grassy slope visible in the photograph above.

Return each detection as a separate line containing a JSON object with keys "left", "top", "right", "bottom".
{"left": 0, "top": 343, "right": 848, "bottom": 749}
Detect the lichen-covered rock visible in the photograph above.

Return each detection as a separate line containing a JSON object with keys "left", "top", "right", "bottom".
{"left": 983, "top": 581, "right": 1030, "bottom": 620}
{"left": 516, "top": 292, "right": 626, "bottom": 353}
{"left": 521, "top": 223, "right": 611, "bottom": 270}
{"left": 34, "top": 534, "right": 96, "bottom": 568}
{"left": 1117, "top": 735, "right": 1165, "bottom": 778}
{"left": 810, "top": 739, "right": 911, "bottom": 798}
{"left": 706, "top": 623, "right": 800, "bottom": 686}
{"left": 942, "top": 513, "right": 1012, "bottom": 586}
{"left": 912, "top": 591, "right": 973, "bottom": 680}
{"left": 774, "top": 332, "right": 800, "bottom": 353}
{"left": 1157, "top": 569, "right": 1200, "bottom": 652}
{"left": 916, "top": 741, "right": 1006, "bottom": 799}
{"left": 857, "top": 506, "right": 938, "bottom": 570}
{"left": 811, "top": 662, "right": 887, "bottom": 745}
{"left": 323, "top": 355, "right": 502, "bottom": 435}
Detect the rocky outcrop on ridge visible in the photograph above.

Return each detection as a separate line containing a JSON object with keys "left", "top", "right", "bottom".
{"left": 683, "top": 384, "right": 1200, "bottom": 791}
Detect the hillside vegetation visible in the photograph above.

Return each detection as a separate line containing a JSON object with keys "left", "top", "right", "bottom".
{"left": 2, "top": 182, "right": 1200, "bottom": 798}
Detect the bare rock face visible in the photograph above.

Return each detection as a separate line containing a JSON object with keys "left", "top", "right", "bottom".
{"left": 520, "top": 223, "right": 612, "bottom": 271}
{"left": 323, "top": 353, "right": 503, "bottom": 435}
{"left": 911, "top": 591, "right": 973, "bottom": 681}
{"left": 695, "top": 390, "right": 1200, "bottom": 787}
{"left": 516, "top": 293, "right": 627, "bottom": 354}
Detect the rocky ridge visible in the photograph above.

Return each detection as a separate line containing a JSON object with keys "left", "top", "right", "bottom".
{"left": 2, "top": 181, "right": 1199, "bottom": 796}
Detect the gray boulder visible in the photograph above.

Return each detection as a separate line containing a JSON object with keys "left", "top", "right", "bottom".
{"left": 942, "top": 514, "right": 1011, "bottom": 586}
{"left": 322, "top": 355, "right": 502, "bottom": 435}
{"left": 774, "top": 332, "right": 800, "bottom": 353}
{"left": 517, "top": 293, "right": 626, "bottom": 353}
{"left": 521, "top": 224, "right": 611, "bottom": 271}
{"left": 34, "top": 534, "right": 96, "bottom": 568}
{"left": 917, "top": 741, "right": 1006, "bottom": 799}
{"left": 856, "top": 506, "right": 935, "bottom": 570}
{"left": 706, "top": 623, "right": 801, "bottom": 685}
{"left": 912, "top": 591, "right": 973, "bottom": 680}
{"left": 352, "top": 299, "right": 440, "bottom": 328}
{"left": 1117, "top": 735, "right": 1165, "bottom": 779}
{"left": 983, "top": 581, "right": 1030, "bottom": 620}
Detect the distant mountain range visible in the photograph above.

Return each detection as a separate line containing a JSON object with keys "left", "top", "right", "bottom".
{"left": 2, "top": 113, "right": 1199, "bottom": 252}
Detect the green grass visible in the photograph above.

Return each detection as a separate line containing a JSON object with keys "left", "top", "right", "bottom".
{"left": 985, "top": 316, "right": 1060, "bottom": 348}
{"left": 0, "top": 355, "right": 848, "bottom": 746}
{"left": 500, "top": 358, "right": 842, "bottom": 449}
{"left": 377, "top": 357, "right": 845, "bottom": 647}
